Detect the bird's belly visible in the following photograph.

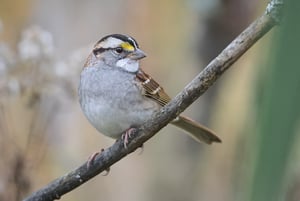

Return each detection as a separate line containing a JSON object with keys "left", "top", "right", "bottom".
{"left": 79, "top": 67, "right": 161, "bottom": 139}
{"left": 81, "top": 95, "right": 159, "bottom": 139}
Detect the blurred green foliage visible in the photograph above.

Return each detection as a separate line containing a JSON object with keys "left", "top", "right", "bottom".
{"left": 250, "top": 0, "right": 300, "bottom": 200}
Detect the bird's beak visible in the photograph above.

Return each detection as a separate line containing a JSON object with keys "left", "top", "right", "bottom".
{"left": 128, "top": 48, "right": 146, "bottom": 60}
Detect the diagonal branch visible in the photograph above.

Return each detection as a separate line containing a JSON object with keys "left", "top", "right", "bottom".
{"left": 23, "top": 1, "right": 283, "bottom": 201}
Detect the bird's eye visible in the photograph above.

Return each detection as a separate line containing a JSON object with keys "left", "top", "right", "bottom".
{"left": 114, "top": 47, "right": 123, "bottom": 54}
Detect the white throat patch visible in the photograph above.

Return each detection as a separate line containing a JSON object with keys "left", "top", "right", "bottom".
{"left": 116, "top": 58, "right": 139, "bottom": 73}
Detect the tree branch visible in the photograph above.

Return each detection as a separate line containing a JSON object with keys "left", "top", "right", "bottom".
{"left": 23, "top": 1, "right": 283, "bottom": 201}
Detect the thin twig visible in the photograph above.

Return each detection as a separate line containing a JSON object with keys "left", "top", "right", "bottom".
{"left": 23, "top": 1, "right": 283, "bottom": 201}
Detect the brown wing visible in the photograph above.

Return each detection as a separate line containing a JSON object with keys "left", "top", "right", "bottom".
{"left": 136, "top": 69, "right": 171, "bottom": 106}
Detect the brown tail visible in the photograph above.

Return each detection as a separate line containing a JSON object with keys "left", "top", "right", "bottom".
{"left": 171, "top": 115, "right": 221, "bottom": 144}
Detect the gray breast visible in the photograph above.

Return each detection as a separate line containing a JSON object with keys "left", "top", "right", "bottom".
{"left": 78, "top": 66, "right": 160, "bottom": 138}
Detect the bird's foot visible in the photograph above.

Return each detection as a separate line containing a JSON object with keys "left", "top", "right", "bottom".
{"left": 121, "top": 128, "right": 137, "bottom": 148}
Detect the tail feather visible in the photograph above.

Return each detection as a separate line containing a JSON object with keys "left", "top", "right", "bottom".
{"left": 171, "top": 115, "right": 221, "bottom": 144}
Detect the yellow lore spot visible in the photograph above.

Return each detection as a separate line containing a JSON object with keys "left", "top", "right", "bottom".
{"left": 121, "top": 42, "right": 134, "bottom": 51}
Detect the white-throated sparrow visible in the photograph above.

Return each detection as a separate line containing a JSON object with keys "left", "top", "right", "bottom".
{"left": 79, "top": 34, "right": 221, "bottom": 147}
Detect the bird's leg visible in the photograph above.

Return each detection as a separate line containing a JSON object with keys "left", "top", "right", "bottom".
{"left": 87, "top": 149, "right": 110, "bottom": 175}
{"left": 87, "top": 151, "right": 101, "bottom": 169}
{"left": 121, "top": 128, "right": 137, "bottom": 148}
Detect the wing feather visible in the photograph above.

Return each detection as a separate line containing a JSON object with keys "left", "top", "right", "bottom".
{"left": 136, "top": 70, "right": 171, "bottom": 106}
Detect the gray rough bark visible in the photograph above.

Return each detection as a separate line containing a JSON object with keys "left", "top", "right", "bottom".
{"left": 23, "top": 1, "right": 283, "bottom": 200}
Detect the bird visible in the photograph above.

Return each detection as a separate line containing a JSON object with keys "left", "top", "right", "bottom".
{"left": 78, "top": 34, "right": 221, "bottom": 148}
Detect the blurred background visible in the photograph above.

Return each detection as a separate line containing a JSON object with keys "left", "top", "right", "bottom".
{"left": 0, "top": 0, "right": 299, "bottom": 201}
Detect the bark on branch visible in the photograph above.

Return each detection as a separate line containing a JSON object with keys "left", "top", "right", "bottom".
{"left": 23, "top": 1, "right": 283, "bottom": 200}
